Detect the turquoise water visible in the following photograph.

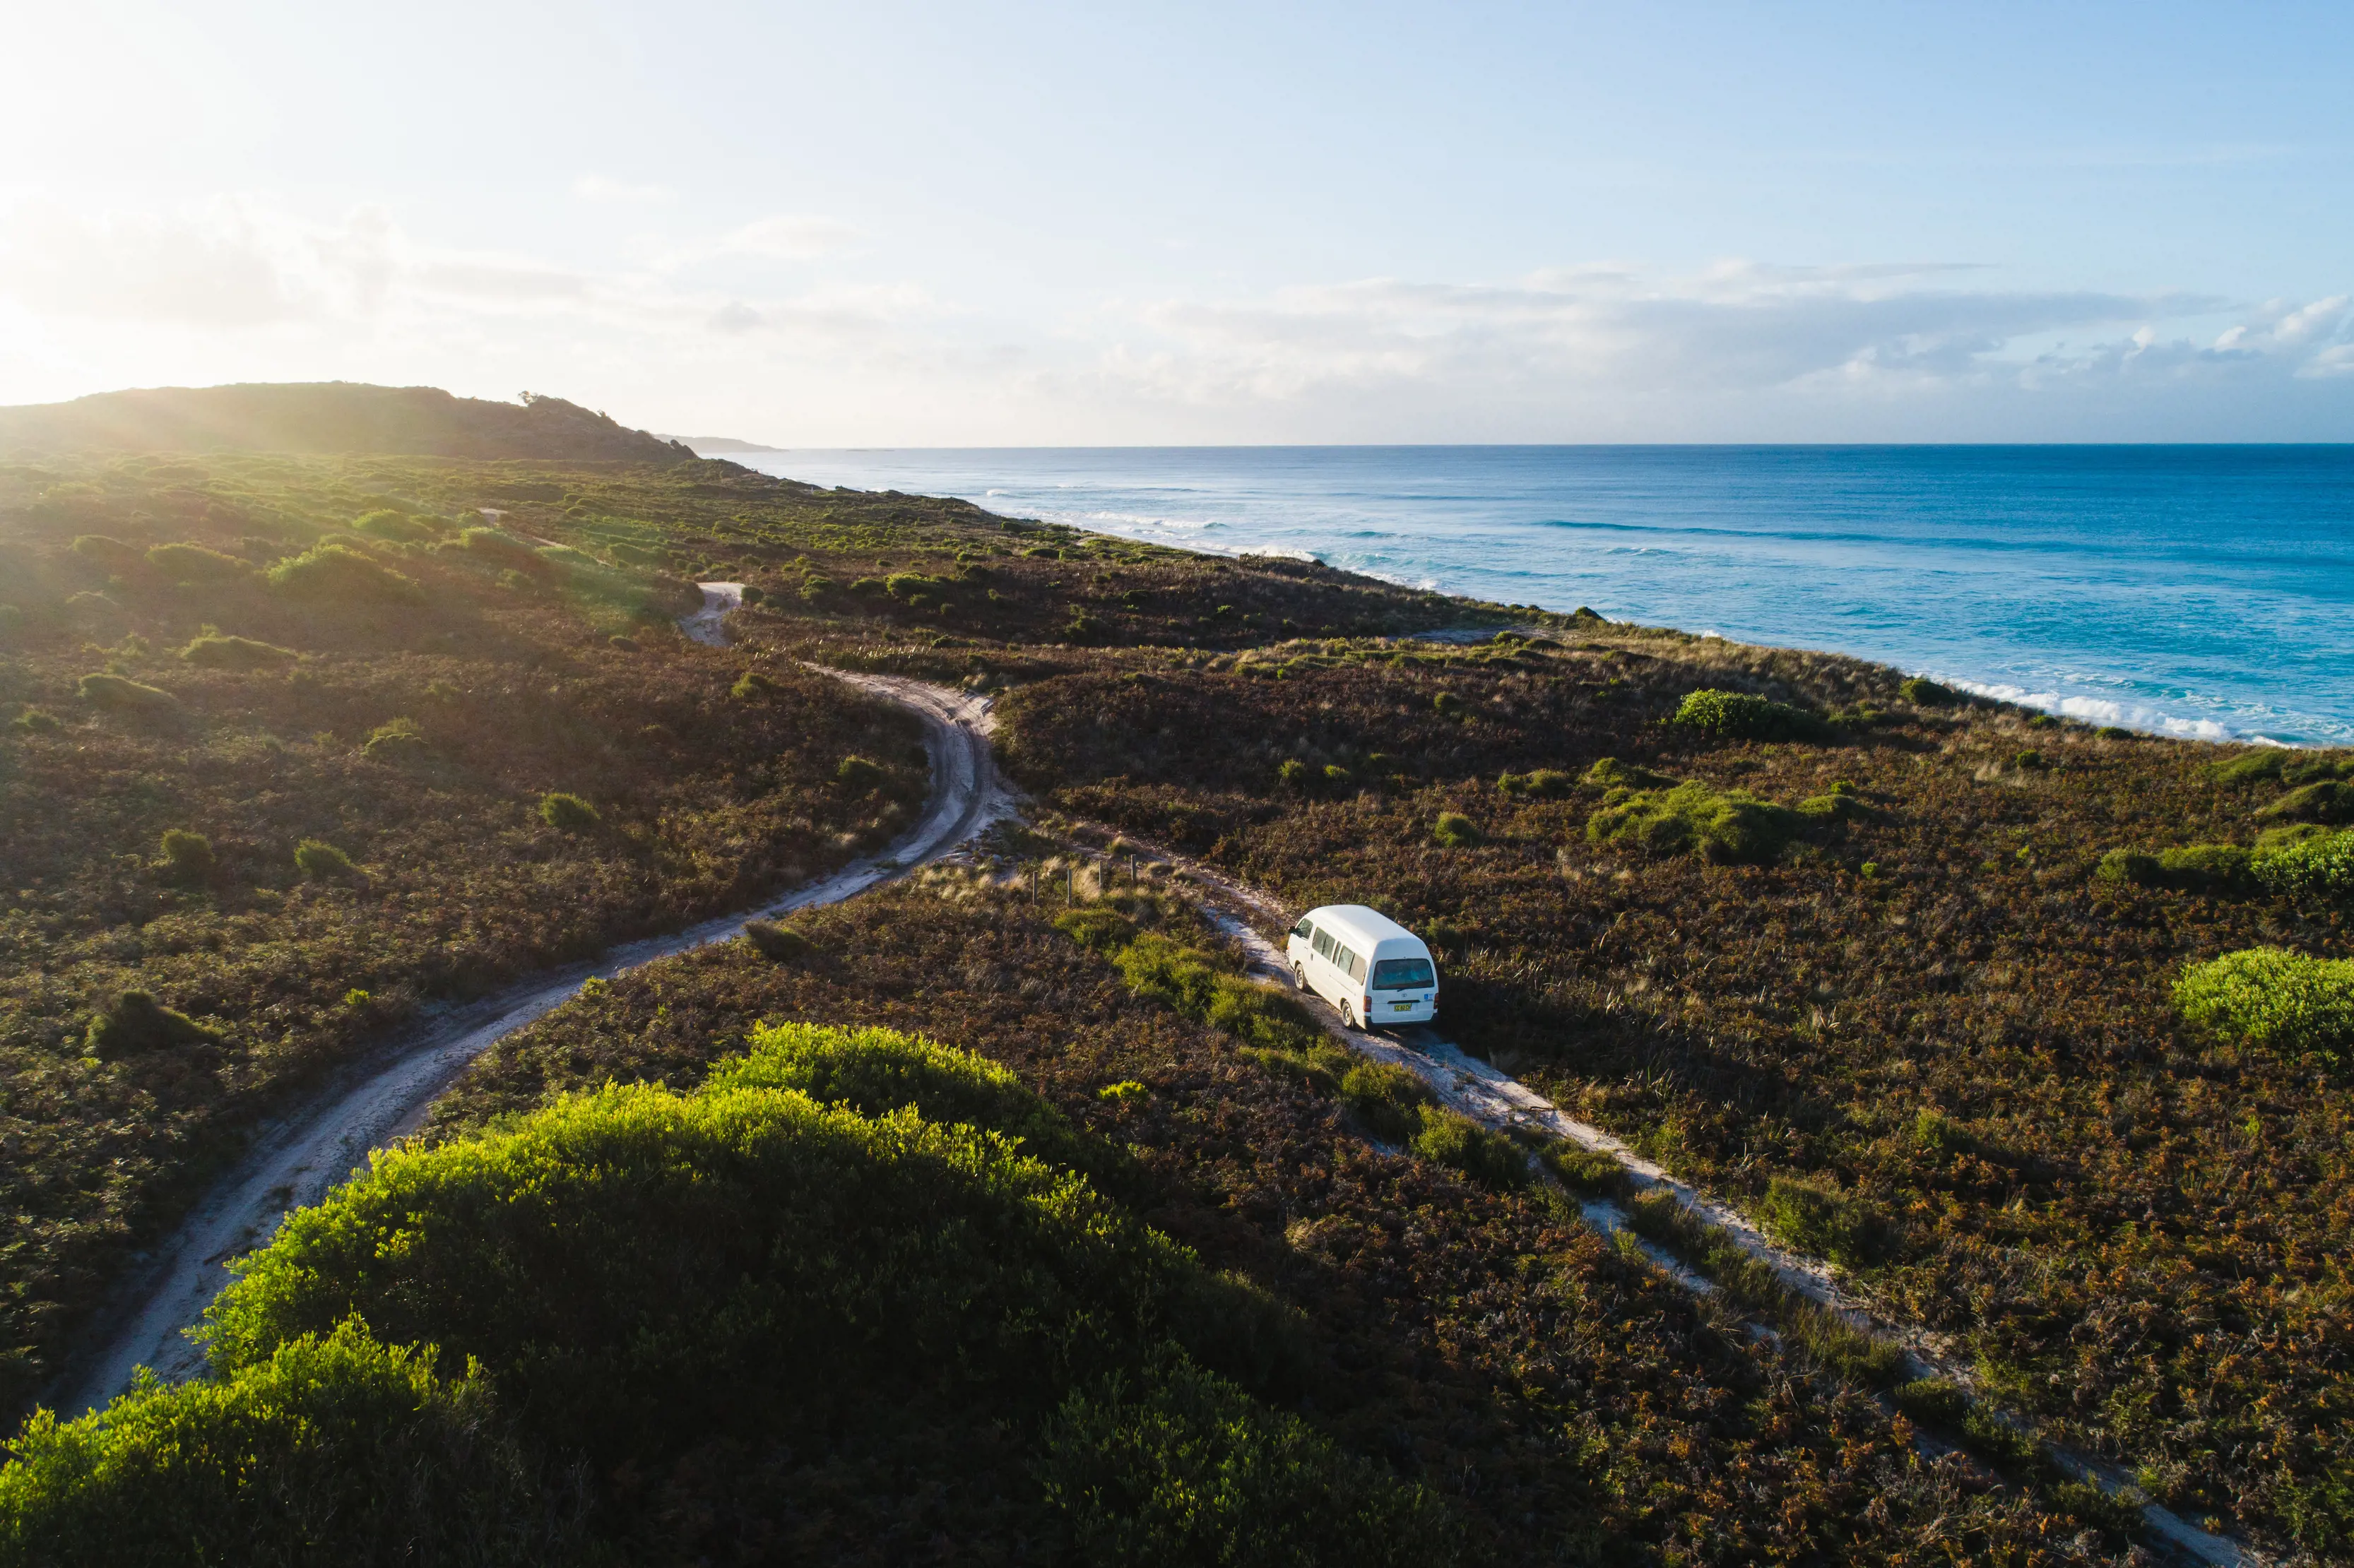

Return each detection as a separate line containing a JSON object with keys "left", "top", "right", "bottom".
{"left": 732, "top": 446, "right": 2354, "bottom": 747}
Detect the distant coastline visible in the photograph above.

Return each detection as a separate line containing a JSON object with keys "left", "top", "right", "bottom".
{"left": 731, "top": 444, "right": 2354, "bottom": 749}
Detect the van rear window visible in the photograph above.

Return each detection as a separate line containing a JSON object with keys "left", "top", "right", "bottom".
{"left": 1372, "top": 958, "right": 1434, "bottom": 989}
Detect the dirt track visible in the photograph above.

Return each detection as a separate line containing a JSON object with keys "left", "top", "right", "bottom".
{"left": 54, "top": 586, "right": 1011, "bottom": 1416}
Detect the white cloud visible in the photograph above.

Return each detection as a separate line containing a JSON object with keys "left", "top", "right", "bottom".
{"left": 654, "top": 214, "right": 862, "bottom": 271}
{"left": 0, "top": 198, "right": 314, "bottom": 326}
{"left": 572, "top": 174, "right": 673, "bottom": 203}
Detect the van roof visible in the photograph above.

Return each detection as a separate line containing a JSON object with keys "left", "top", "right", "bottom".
{"left": 1305, "top": 904, "right": 1424, "bottom": 948}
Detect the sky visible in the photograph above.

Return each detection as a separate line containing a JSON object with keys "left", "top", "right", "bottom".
{"left": 2, "top": 1, "right": 2350, "bottom": 445}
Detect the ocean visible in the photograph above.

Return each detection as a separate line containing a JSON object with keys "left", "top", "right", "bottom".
{"left": 727, "top": 446, "right": 2354, "bottom": 748}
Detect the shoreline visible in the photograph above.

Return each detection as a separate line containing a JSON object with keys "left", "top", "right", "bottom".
{"left": 734, "top": 446, "right": 2352, "bottom": 750}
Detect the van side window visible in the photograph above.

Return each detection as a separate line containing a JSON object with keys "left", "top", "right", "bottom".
{"left": 1336, "top": 946, "right": 1363, "bottom": 981}
{"left": 1311, "top": 929, "right": 1333, "bottom": 961}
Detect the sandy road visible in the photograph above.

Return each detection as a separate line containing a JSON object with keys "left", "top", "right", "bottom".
{"left": 53, "top": 586, "right": 1012, "bottom": 1417}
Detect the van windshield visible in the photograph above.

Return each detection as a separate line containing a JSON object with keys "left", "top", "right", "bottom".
{"left": 1371, "top": 958, "right": 1435, "bottom": 990}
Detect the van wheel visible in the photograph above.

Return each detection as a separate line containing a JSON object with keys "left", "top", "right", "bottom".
{"left": 1339, "top": 1000, "right": 1359, "bottom": 1029}
{"left": 1291, "top": 963, "right": 1308, "bottom": 991}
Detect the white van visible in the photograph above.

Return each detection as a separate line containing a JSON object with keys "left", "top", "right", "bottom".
{"left": 1285, "top": 905, "right": 1439, "bottom": 1029}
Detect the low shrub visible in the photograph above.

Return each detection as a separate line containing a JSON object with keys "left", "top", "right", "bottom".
{"left": 1587, "top": 780, "right": 1802, "bottom": 865}
{"left": 798, "top": 575, "right": 835, "bottom": 601}
{"left": 352, "top": 509, "right": 444, "bottom": 544}
{"left": 1039, "top": 1355, "right": 1463, "bottom": 1568}
{"left": 0, "top": 1321, "right": 568, "bottom": 1568}
{"left": 1411, "top": 1110, "right": 1528, "bottom": 1192}
{"left": 293, "top": 838, "right": 356, "bottom": 880}
{"left": 70, "top": 535, "right": 147, "bottom": 574}
{"left": 1893, "top": 1376, "right": 1970, "bottom": 1429}
{"left": 2012, "top": 749, "right": 2045, "bottom": 771}
{"left": 1898, "top": 677, "right": 1957, "bottom": 706}
{"left": 2210, "top": 748, "right": 2353, "bottom": 787}
{"left": 835, "top": 754, "right": 885, "bottom": 792}
{"left": 709, "top": 1021, "right": 1096, "bottom": 1175}
{"left": 361, "top": 718, "right": 430, "bottom": 762}
{"left": 84, "top": 991, "right": 220, "bottom": 1058}
{"left": 1497, "top": 768, "right": 1573, "bottom": 796}
{"left": 731, "top": 670, "right": 781, "bottom": 700}
{"left": 1322, "top": 763, "right": 1352, "bottom": 790}
{"left": 1754, "top": 1176, "right": 1895, "bottom": 1270}
{"left": 76, "top": 672, "right": 179, "bottom": 713}
{"left": 1277, "top": 759, "right": 1311, "bottom": 790}
{"left": 2097, "top": 842, "right": 2257, "bottom": 893}
{"left": 1797, "top": 781, "right": 1867, "bottom": 822}
{"left": 2252, "top": 829, "right": 2354, "bottom": 903}
{"left": 1537, "top": 1141, "right": 1630, "bottom": 1198}
{"left": 1337, "top": 1061, "right": 1433, "bottom": 1144}
{"left": 158, "top": 828, "right": 215, "bottom": 881}
{"left": 144, "top": 542, "right": 254, "bottom": 583}
{"left": 1432, "top": 691, "right": 1466, "bottom": 718}
{"left": 447, "top": 528, "right": 545, "bottom": 574}
{"left": 266, "top": 543, "right": 425, "bottom": 604}
{"left": 10, "top": 708, "right": 61, "bottom": 735}
{"left": 738, "top": 584, "right": 766, "bottom": 605}
{"left": 740, "top": 919, "right": 810, "bottom": 961}
{"left": 1054, "top": 906, "right": 1140, "bottom": 955}
{"left": 1431, "top": 811, "right": 1482, "bottom": 848}
{"left": 2259, "top": 780, "right": 2354, "bottom": 824}
{"left": 1583, "top": 756, "right": 1674, "bottom": 789}
{"left": 2175, "top": 947, "right": 2354, "bottom": 1066}
{"left": 1672, "top": 688, "right": 1832, "bottom": 743}
{"left": 538, "top": 792, "right": 599, "bottom": 832}
{"left": 177, "top": 632, "right": 295, "bottom": 667}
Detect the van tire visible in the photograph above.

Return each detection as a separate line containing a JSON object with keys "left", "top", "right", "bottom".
{"left": 1339, "top": 999, "right": 1359, "bottom": 1029}
{"left": 1291, "top": 963, "right": 1308, "bottom": 990}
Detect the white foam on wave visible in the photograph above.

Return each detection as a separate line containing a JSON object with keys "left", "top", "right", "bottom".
{"left": 1237, "top": 545, "right": 1319, "bottom": 563}
{"left": 1940, "top": 677, "right": 2241, "bottom": 742}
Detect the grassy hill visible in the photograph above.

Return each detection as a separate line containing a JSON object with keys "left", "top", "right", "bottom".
{"left": 0, "top": 384, "right": 691, "bottom": 463}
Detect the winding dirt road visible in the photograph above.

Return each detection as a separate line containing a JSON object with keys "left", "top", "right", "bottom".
{"left": 54, "top": 586, "right": 1011, "bottom": 1417}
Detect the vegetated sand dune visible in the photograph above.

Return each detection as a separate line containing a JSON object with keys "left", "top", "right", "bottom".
{"left": 6, "top": 408, "right": 2346, "bottom": 1563}
{"left": 59, "top": 593, "right": 1010, "bottom": 1416}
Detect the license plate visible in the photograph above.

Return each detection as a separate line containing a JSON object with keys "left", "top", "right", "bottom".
{"left": 1392, "top": 1002, "right": 1415, "bottom": 1011}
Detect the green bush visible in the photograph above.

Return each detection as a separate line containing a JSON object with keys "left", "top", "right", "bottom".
{"left": 0, "top": 1322, "right": 568, "bottom": 1568}
{"left": 1672, "top": 688, "right": 1832, "bottom": 743}
{"left": 710, "top": 1021, "right": 1096, "bottom": 1175}
{"left": 538, "top": 792, "right": 598, "bottom": 832}
{"left": 1337, "top": 1061, "right": 1433, "bottom": 1144}
{"left": 2175, "top": 947, "right": 2354, "bottom": 1065}
{"left": 447, "top": 528, "right": 544, "bottom": 573}
{"left": 1587, "top": 780, "right": 1801, "bottom": 865}
{"left": 352, "top": 509, "right": 444, "bottom": 544}
{"left": 1797, "top": 781, "right": 1867, "bottom": 822}
{"left": 885, "top": 572, "right": 940, "bottom": 600}
{"left": 1537, "top": 1141, "right": 1630, "bottom": 1198}
{"left": 1582, "top": 756, "right": 1674, "bottom": 789}
{"left": 1496, "top": 768, "right": 1573, "bottom": 796}
{"left": 177, "top": 632, "right": 294, "bottom": 667}
{"left": 740, "top": 918, "right": 810, "bottom": 961}
{"left": 2252, "top": 830, "right": 2354, "bottom": 903}
{"left": 1322, "top": 763, "right": 1352, "bottom": 790}
{"left": 1432, "top": 691, "right": 1466, "bottom": 718}
{"left": 835, "top": 754, "right": 885, "bottom": 792}
{"left": 1431, "top": 811, "right": 1482, "bottom": 848}
{"left": 1898, "top": 677, "right": 1957, "bottom": 706}
{"left": 199, "top": 1081, "right": 1259, "bottom": 1468}
{"left": 361, "top": 717, "right": 430, "bottom": 762}
{"left": 292, "top": 838, "right": 356, "bottom": 880}
{"left": 730, "top": 669, "right": 781, "bottom": 699}
{"left": 1412, "top": 1110, "right": 1528, "bottom": 1192}
{"left": 1277, "top": 759, "right": 1311, "bottom": 790}
{"left": 84, "top": 991, "right": 220, "bottom": 1058}
{"left": 2259, "top": 780, "right": 2354, "bottom": 824}
{"left": 76, "top": 672, "right": 179, "bottom": 713}
{"left": 1754, "top": 1176, "right": 1895, "bottom": 1270}
{"left": 2210, "top": 748, "right": 2353, "bottom": 788}
{"left": 1055, "top": 906, "right": 1140, "bottom": 955}
{"left": 266, "top": 543, "right": 424, "bottom": 604}
{"left": 158, "top": 828, "right": 215, "bottom": 881}
{"left": 9, "top": 708, "right": 61, "bottom": 735}
{"left": 1892, "top": 1376, "right": 1970, "bottom": 1429}
{"left": 2097, "top": 843, "right": 2256, "bottom": 893}
{"left": 70, "top": 535, "right": 146, "bottom": 574}
{"left": 1039, "top": 1355, "right": 1462, "bottom": 1568}
{"left": 144, "top": 542, "right": 254, "bottom": 583}
{"left": 799, "top": 574, "right": 836, "bottom": 601}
